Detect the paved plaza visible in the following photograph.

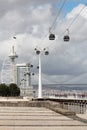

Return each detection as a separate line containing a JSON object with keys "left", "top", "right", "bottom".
{"left": 0, "top": 106, "right": 86, "bottom": 130}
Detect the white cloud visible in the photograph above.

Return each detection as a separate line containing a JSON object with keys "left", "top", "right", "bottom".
{"left": 66, "top": 4, "right": 87, "bottom": 19}
{"left": 0, "top": 1, "right": 87, "bottom": 84}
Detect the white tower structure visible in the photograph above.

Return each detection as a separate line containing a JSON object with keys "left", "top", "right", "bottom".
{"left": 24, "top": 63, "right": 33, "bottom": 97}
{"left": 1, "top": 57, "right": 12, "bottom": 84}
{"left": 16, "top": 63, "right": 34, "bottom": 98}
{"left": 35, "top": 48, "right": 49, "bottom": 99}
{"left": 26, "top": 63, "right": 33, "bottom": 87}
{"left": 9, "top": 46, "right": 18, "bottom": 83}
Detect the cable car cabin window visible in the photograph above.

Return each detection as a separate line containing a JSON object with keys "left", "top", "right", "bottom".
{"left": 49, "top": 34, "right": 55, "bottom": 40}
{"left": 64, "top": 35, "right": 70, "bottom": 42}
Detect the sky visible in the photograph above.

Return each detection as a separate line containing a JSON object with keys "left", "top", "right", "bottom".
{"left": 0, "top": 0, "right": 87, "bottom": 85}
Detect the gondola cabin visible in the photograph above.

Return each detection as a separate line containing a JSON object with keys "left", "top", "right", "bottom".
{"left": 63, "top": 35, "right": 70, "bottom": 42}
{"left": 36, "top": 50, "right": 40, "bottom": 55}
{"left": 49, "top": 33, "right": 55, "bottom": 40}
{"left": 45, "top": 51, "right": 49, "bottom": 55}
{"left": 30, "top": 65, "right": 33, "bottom": 68}
{"left": 37, "top": 66, "right": 39, "bottom": 69}
{"left": 32, "top": 73, "right": 35, "bottom": 75}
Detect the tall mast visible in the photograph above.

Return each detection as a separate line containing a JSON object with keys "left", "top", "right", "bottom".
{"left": 9, "top": 46, "right": 18, "bottom": 83}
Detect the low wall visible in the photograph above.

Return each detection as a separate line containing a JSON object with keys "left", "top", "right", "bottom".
{"left": 0, "top": 100, "right": 76, "bottom": 116}
{"left": 44, "top": 101, "right": 76, "bottom": 116}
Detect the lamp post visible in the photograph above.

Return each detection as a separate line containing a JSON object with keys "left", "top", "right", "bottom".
{"left": 25, "top": 63, "right": 33, "bottom": 87}
{"left": 35, "top": 48, "right": 49, "bottom": 99}
{"left": 38, "top": 52, "right": 42, "bottom": 98}
{"left": 23, "top": 63, "right": 34, "bottom": 97}
{"left": 20, "top": 78, "right": 26, "bottom": 96}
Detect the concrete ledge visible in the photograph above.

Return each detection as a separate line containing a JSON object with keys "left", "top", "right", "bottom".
{"left": 44, "top": 101, "right": 76, "bottom": 116}
{"left": 0, "top": 100, "right": 76, "bottom": 116}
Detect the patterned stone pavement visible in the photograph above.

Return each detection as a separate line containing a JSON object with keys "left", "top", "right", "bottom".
{"left": 0, "top": 107, "right": 86, "bottom": 130}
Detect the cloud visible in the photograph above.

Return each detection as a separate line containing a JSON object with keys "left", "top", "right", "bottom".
{"left": 0, "top": 1, "right": 87, "bottom": 84}
{"left": 66, "top": 4, "right": 87, "bottom": 19}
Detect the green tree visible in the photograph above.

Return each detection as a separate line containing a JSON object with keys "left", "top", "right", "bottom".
{"left": 9, "top": 83, "right": 20, "bottom": 96}
{"left": 0, "top": 83, "right": 9, "bottom": 96}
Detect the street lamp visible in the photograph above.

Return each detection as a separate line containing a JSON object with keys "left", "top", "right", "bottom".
{"left": 22, "top": 63, "right": 34, "bottom": 97}
{"left": 35, "top": 48, "right": 49, "bottom": 99}
{"left": 24, "top": 63, "right": 33, "bottom": 87}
